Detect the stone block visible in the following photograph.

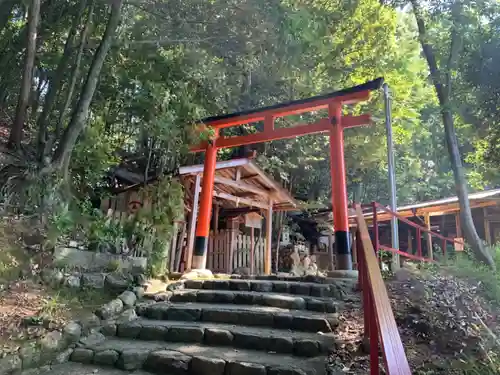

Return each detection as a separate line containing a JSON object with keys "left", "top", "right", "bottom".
{"left": 119, "top": 291, "right": 137, "bottom": 307}
{"left": 290, "top": 283, "right": 311, "bottom": 296}
{"left": 118, "top": 308, "right": 138, "bottom": 323}
{"left": 268, "top": 337, "right": 294, "bottom": 354}
{"left": 117, "top": 348, "right": 150, "bottom": 370}
{"left": 202, "top": 309, "right": 239, "bottom": 324}
{"left": 190, "top": 356, "right": 226, "bottom": 375}
{"left": 225, "top": 361, "right": 266, "bottom": 375}
{"left": 272, "top": 282, "right": 291, "bottom": 294}
{"left": 79, "top": 332, "right": 105, "bottom": 347}
{"left": 166, "top": 306, "right": 202, "bottom": 321}
{"left": 233, "top": 332, "right": 271, "bottom": 351}
{"left": 294, "top": 340, "right": 320, "bottom": 357}
{"left": 306, "top": 299, "right": 326, "bottom": 312}
{"left": 168, "top": 326, "right": 204, "bottom": 343}
{"left": 212, "top": 291, "right": 235, "bottom": 303}
{"left": 117, "top": 321, "right": 142, "bottom": 338}
{"left": 292, "top": 316, "right": 331, "bottom": 332}
{"left": 310, "top": 285, "right": 329, "bottom": 298}
{"left": 70, "top": 348, "right": 94, "bottom": 364}
{"left": 184, "top": 279, "right": 204, "bottom": 289}
{"left": 267, "top": 366, "right": 308, "bottom": 375}
{"left": 101, "top": 322, "right": 117, "bottom": 336}
{"left": 261, "top": 295, "right": 306, "bottom": 310}
{"left": 204, "top": 328, "right": 234, "bottom": 346}
{"left": 238, "top": 311, "right": 274, "bottom": 327}
{"left": 251, "top": 282, "right": 273, "bottom": 293}
{"left": 273, "top": 314, "right": 293, "bottom": 330}
{"left": 139, "top": 325, "right": 168, "bottom": 341}
{"left": 207, "top": 280, "right": 230, "bottom": 290}
{"left": 233, "top": 292, "right": 257, "bottom": 305}
{"left": 171, "top": 291, "right": 197, "bottom": 303}
{"left": 229, "top": 280, "right": 251, "bottom": 291}
{"left": 97, "top": 298, "right": 124, "bottom": 320}
{"left": 145, "top": 350, "right": 191, "bottom": 374}
{"left": 145, "top": 305, "right": 168, "bottom": 320}
{"left": 81, "top": 273, "right": 105, "bottom": 289}
{"left": 62, "top": 321, "right": 82, "bottom": 345}
{"left": 94, "top": 349, "right": 119, "bottom": 365}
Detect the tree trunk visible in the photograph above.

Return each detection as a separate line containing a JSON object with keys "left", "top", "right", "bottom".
{"left": 51, "top": 0, "right": 122, "bottom": 173}
{"left": 411, "top": 0, "right": 495, "bottom": 268}
{"left": 52, "top": 0, "right": 94, "bottom": 143}
{"left": 8, "top": 0, "right": 40, "bottom": 149}
{"left": 36, "top": 0, "right": 88, "bottom": 160}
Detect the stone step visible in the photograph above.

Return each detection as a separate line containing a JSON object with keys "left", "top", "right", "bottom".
{"left": 167, "top": 289, "right": 339, "bottom": 313}
{"left": 136, "top": 301, "right": 339, "bottom": 333}
{"left": 24, "top": 362, "right": 154, "bottom": 375}
{"left": 179, "top": 278, "right": 356, "bottom": 299}
{"left": 73, "top": 337, "right": 327, "bottom": 375}
{"left": 250, "top": 272, "right": 358, "bottom": 283}
{"left": 113, "top": 318, "right": 335, "bottom": 357}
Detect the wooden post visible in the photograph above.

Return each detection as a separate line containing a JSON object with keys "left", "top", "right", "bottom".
{"left": 227, "top": 217, "right": 239, "bottom": 273}
{"left": 407, "top": 229, "right": 413, "bottom": 257}
{"left": 169, "top": 222, "right": 179, "bottom": 272}
{"left": 328, "top": 232, "right": 335, "bottom": 270}
{"left": 484, "top": 207, "right": 491, "bottom": 245}
{"left": 455, "top": 212, "right": 462, "bottom": 237}
{"left": 424, "top": 213, "right": 433, "bottom": 260}
{"left": 214, "top": 204, "right": 220, "bottom": 232}
{"left": 186, "top": 174, "right": 201, "bottom": 271}
{"left": 174, "top": 221, "right": 186, "bottom": 272}
{"left": 265, "top": 200, "right": 273, "bottom": 275}
{"left": 250, "top": 227, "right": 255, "bottom": 274}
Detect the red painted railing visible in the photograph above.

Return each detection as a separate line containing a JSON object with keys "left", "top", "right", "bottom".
{"left": 355, "top": 202, "right": 464, "bottom": 374}
{"left": 355, "top": 205, "right": 412, "bottom": 374}
{"left": 370, "top": 202, "right": 463, "bottom": 263}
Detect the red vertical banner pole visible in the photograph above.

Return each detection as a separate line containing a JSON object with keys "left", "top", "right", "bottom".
{"left": 192, "top": 129, "right": 218, "bottom": 270}
{"left": 328, "top": 102, "right": 352, "bottom": 270}
{"left": 372, "top": 202, "right": 379, "bottom": 259}
{"left": 417, "top": 228, "right": 422, "bottom": 259}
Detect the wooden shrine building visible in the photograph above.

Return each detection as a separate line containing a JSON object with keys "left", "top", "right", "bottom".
{"left": 178, "top": 156, "right": 298, "bottom": 274}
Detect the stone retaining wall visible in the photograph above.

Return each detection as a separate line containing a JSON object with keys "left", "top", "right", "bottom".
{"left": 0, "top": 286, "right": 145, "bottom": 375}
{"left": 54, "top": 247, "right": 147, "bottom": 272}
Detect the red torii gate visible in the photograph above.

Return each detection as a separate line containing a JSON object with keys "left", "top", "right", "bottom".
{"left": 189, "top": 78, "right": 383, "bottom": 273}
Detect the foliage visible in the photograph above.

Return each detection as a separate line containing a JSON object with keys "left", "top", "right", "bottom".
{"left": 440, "top": 245, "right": 500, "bottom": 304}
{"left": 129, "top": 176, "right": 184, "bottom": 275}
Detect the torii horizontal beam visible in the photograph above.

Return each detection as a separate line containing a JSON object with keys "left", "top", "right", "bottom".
{"left": 191, "top": 115, "right": 370, "bottom": 152}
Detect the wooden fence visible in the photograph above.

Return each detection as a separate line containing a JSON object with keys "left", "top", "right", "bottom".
{"left": 206, "top": 229, "right": 266, "bottom": 274}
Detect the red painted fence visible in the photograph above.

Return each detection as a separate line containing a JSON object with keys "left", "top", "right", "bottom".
{"left": 354, "top": 202, "right": 464, "bottom": 374}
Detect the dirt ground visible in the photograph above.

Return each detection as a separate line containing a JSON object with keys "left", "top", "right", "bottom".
{"left": 0, "top": 221, "right": 110, "bottom": 358}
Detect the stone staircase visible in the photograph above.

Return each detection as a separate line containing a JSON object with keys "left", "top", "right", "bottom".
{"left": 32, "top": 274, "right": 360, "bottom": 375}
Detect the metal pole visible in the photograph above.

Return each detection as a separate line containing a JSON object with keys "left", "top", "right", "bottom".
{"left": 383, "top": 83, "right": 400, "bottom": 270}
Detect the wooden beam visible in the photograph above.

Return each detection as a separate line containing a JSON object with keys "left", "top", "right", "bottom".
{"left": 265, "top": 200, "right": 273, "bottom": 275}
{"left": 199, "top": 90, "right": 371, "bottom": 129}
{"left": 192, "top": 115, "right": 370, "bottom": 152}
{"left": 185, "top": 174, "right": 201, "bottom": 271}
{"left": 213, "top": 191, "right": 270, "bottom": 210}
{"left": 213, "top": 175, "right": 272, "bottom": 197}
{"left": 179, "top": 158, "right": 251, "bottom": 175}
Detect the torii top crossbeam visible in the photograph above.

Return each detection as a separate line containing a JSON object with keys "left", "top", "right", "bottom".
{"left": 188, "top": 78, "right": 384, "bottom": 274}
{"left": 191, "top": 78, "right": 383, "bottom": 152}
